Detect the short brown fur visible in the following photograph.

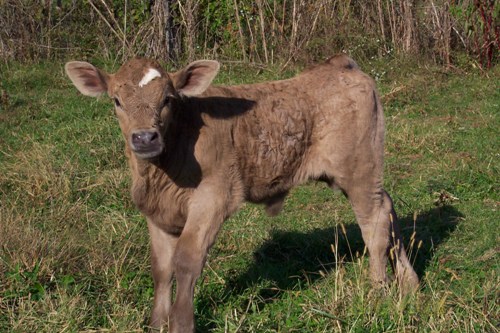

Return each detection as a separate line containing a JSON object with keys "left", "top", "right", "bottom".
{"left": 65, "top": 54, "right": 418, "bottom": 332}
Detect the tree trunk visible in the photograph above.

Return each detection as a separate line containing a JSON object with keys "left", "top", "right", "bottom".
{"left": 164, "top": 0, "right": 178, "bottom": 61}
{"left": 184, "top": 0, "right": 198, "bottom": 62}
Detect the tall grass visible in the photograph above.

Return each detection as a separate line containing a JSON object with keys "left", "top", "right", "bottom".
{"left": 1, "top": 1, "right": 498, "bottom": 68}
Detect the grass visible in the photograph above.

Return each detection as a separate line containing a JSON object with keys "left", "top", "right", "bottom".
{"left": 0, "top": 58, "right": 499, "bottom": 332}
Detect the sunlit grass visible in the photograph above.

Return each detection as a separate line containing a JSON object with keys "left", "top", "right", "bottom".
{"left": 0, "top": 59, "right": 498, "bottom": 332}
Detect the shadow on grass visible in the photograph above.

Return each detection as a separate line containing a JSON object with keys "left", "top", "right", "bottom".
{"left": 196, "top": 204, "right": 462, "bottom": 331}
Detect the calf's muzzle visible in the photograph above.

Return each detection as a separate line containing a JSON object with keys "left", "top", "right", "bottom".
{"left": 130, "top": 129, "right": 164, "bottom": 159}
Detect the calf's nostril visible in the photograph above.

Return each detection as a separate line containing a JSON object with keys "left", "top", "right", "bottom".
{"left": 132, "top": 132, "right": 142, "bottom": 145}
{"left": 149, "top": 131, "right": 159, "bottom": 143}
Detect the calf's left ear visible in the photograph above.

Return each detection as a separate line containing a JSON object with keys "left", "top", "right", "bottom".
{"left": 65, "top": 61, "right": 110, "bottom": 97}
{"left": 172, "top": 60, "right": 220, "bottom": 97}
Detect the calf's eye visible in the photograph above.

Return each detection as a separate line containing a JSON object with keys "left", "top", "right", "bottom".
{"left": 162, "top": 96, "right": 171, "bottom": 108}
{"left": 114, "top": 98, "right": 121, "bottom": 108}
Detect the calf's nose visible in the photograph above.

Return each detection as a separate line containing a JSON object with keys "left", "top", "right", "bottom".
{"left": 130, "top": 129, "right": 164, "bottom": 159}
{"left": 131, "top": 130, "right": 159, "bottom": 148}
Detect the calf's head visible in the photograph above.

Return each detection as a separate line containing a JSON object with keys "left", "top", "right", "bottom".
{"left": 65, "top": 58, "right": 220, "bottom": 159}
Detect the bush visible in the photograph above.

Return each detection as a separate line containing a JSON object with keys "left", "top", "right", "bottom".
{"left": 0, "top": 0, "right": 497, "bottom": 69}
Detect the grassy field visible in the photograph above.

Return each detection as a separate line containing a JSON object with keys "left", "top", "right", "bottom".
{"left": 0, "top": 58, "right": 498, "bottom": 332}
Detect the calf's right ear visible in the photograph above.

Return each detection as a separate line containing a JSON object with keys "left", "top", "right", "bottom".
{"left": 172, "top": 60, "right": 220, "bottom": 97}
{"left": 65, "top": 61, "right": 110, "bottom": 97}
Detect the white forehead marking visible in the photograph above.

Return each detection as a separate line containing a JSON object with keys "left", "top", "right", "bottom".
{"left": 138, "top": 68, "right": 161, "bottom": 87}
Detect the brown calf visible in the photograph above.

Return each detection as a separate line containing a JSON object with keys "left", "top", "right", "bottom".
{"left": 65, "top": 54, "right": 418, "bottom": 332}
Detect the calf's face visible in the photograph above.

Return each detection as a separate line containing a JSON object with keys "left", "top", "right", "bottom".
{"left": 65, "top": 58, "right": 220, "bottom": 159}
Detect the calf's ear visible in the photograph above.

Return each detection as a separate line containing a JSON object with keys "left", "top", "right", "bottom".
{"left": 172, "top": 60, "right": 220, "bottom": 97}
{"left": 65, "top": 61, "right": 110, "bottom": 97}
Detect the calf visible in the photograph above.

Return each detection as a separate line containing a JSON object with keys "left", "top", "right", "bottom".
{"left": 65, "top": 54, "right": 418, "bottom": 332}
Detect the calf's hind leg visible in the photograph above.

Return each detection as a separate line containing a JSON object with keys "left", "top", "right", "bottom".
{"left": 343, "top": 185, "right": 419, "bottom": 291}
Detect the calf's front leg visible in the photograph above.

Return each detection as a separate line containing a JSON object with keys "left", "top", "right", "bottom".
{"left": 147, "top": 218, "right": 179, "bottom": 331}
{"left": 168, "top": 187, "right": 228, "bottom": 333}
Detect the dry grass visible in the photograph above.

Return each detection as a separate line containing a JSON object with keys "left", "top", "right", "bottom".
{"left": 0, "top": 138, "right": 149, "bottom": 332}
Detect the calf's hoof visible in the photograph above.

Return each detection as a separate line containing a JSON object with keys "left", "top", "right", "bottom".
{"left": 397, "top": 268, "right": 420, "bottom": 294}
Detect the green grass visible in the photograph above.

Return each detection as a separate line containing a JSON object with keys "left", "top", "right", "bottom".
{"left": 0, "top": 59, "right": 498, "bottom": 332}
